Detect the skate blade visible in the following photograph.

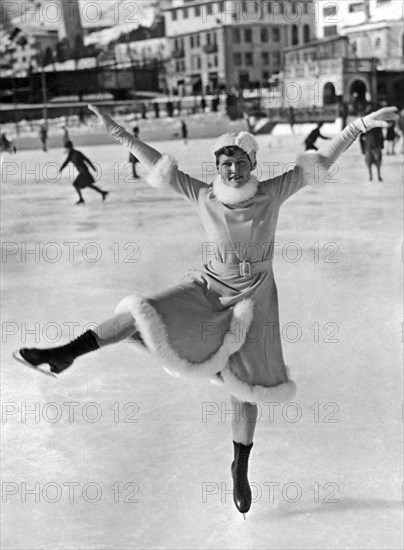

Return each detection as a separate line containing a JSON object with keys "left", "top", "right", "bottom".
{"left": 12, "top": 351, "right": 58, "bottom": 378}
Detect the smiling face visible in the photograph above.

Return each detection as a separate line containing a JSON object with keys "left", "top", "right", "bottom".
{"left": 217, "top": 148, "right": 252, "bottom": 188}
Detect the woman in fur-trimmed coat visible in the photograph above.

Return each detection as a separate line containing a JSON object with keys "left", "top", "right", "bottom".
{"left": 15, "top": 105, "right": 398, "bottom": 518}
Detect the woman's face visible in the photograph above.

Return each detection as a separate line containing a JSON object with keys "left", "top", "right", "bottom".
{"left": 217, "top": 149, "right": 252, "bottom": 188}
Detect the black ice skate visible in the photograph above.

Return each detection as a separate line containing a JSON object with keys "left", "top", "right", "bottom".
{"left": 231, "top": 441, "right": 253, "bottom": 519}
{"left": 13, "top": 330, "right": 99, "bottom": 377}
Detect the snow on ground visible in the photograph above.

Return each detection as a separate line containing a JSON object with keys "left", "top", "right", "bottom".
{"left": 1, "top": 130, "right": 403, "bottom": 549}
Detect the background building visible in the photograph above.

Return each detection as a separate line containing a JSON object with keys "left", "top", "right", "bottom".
{"left": 163, "top": 0, "right": 316, "bottom": 95}
{"left": 316, "top": 0, "right": 403, "bottom": 38}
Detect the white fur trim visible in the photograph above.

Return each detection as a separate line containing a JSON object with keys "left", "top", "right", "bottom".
{"left": 219, "top": 365, "right": 297, "bottom": 404}
{"left": 296, "top": 151, "right": 331, "bottom": 188}
{"left": 212, "top": 174, "right": 260, "bottom": 205}
{"left": 115, "top": 295, "right": 254, "bottom": 379}
{"left": 145, "top": 154, "right": 178, "bottom": 190}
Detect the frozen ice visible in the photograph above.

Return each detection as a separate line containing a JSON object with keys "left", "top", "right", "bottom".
{"left": 1, "top": 125, "right": 403, "bottom": 549}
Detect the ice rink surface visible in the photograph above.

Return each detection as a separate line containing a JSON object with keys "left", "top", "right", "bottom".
{"left": 1, "top": 128, "right": 403, "bottom": 549}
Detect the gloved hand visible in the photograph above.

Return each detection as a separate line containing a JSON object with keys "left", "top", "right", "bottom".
{"left": 88, "top": 104, "right": 115, "bottom": 132}
{"left": 353, "top": 106, "right": 399, "bottom": 133}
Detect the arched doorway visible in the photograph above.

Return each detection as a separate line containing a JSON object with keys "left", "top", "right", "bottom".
{"left": 323, "top": 82, "right": 337, "bottom": 104}
{"left": 349, "top": 79, "right": 367, "bottom": 114}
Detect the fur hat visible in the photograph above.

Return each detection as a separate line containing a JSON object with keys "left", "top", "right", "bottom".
{"left": 212, "top": 132, "right": 259, "bottom": 169}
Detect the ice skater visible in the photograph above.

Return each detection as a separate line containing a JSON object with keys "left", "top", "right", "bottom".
{"left": 39, "top": 125, "right": 48, "bottom": 152}
{"left": 385, "top": 121, "right": 399, "bottom": 155}
{"left": 359, "top": 127, "right": 384, "bottom": 181}
{"left": 181, "top": 120, "right": 188, "bottom": 144}
{"left": 59, "top": 140, "right": 109, "bottom": 204}
{"left": 14, "top": 104, "right": 398, "bottom": 518}
{"left": 0, "top": 132, "right": 17, "bottom": 173}
{"left": 304, "top": 122, "right": 331, "bottom": 151}
{"left": 128, "top": 126, "right": 140, "bottom": 179}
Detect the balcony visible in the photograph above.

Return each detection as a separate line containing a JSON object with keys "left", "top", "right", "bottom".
{"left": 203, "top": 43, "right": 218, "bottom": 54}
{"left": 172, "top": 49, "right": 185, "bottom": 59}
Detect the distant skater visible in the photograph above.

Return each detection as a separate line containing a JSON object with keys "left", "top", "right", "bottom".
{"left": 288, "top": 106, "right": 295, "bottom": 134}
{"left": 181, "top": 120, "right": 188, "bottom": 144}
{"left": 128, "top": 126, "right": 140, "bottom": 179}
{"left": 360, "top": 127, "right": 384, "bottom": 182}
{"left": 385, "top": 121, "right": 399, "bottom": 155}
{"left": 1, "top": 133, "right": 17, "bottom": 155}
{"left": 62, "top": 126, "right": 70, "bottom": 148}
{"left": 304, "top": 122, "right": 331, "bottom": 151}
{"left": 0, "top": 133, "right": 17, "bottom": 171}
{"left": 59, "top": 140, "right": 108, "bottom": 204}
{"left": 39, "top": 125, "right": 48, "bottom": 152}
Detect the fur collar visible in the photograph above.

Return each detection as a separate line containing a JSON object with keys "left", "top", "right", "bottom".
{"left": 212, "top": 174, "right": 260, "bottom": 206}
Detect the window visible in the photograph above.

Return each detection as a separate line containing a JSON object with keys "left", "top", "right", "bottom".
{"left": 245, "top": 52, "right": 253, "bottom": 65}
{"left": 234, "top": 52, "right": 242, "bottom": 65}
{"left": 244, "top": 1, "right": 259, "bottom": 17}
{"left": 375, "top": 37, "right": 381, "bottom": 49}
{"left": 244, "top": 29, "right": 252, "bottom": 42}
{"left": 304, "top": 2, "right": 308, "bottom": 14}
{"left": 303, "top": 24, "right": 310, "bottom": 43}
{"left": 172, "top": 10, "right": 177, "bottom": 20}
{"left": 206, "top": 2, "right": 213, "bottom": 15}
{"left": 196, "top": 34, "right": 200, "bottom": 47}
{"left": 349, "top": 2, "right": 364, "bottom": 12}
{"left": 262, "top": 70, "right": 269, "bottom": 80}
{"left": 194, "top": 5, "right": 200, "bottom": 16}
{"left": 261, "top": 51, "right": 269, "bottom": 64}
{"left": 233, "top": 28, "right": 241, "bottom": 43}
{"left": 183, "top": 7, "right": 188, "bottom": 18}
{"left": 323, "top": 5, "right": 337, "bottom": 17}
{"left": 324, "top": 25, "right": 337, "bottom": 37}
{"left": 272, "top": 27, "right": 280, "bottom": 42}
{"left": 214, "top": 54, "right": 218, "bottom": 66}
{"left": 272, "top": 51, "right": 281, "bottom": 67}
{"left": 292, "top": 25, "right": 298, "bottom": 45}
{"left": 261, "top": 28, "right": 268, "bottom": 42}
{"left": 190, "top": 36, "right": 194, "bottom": 48}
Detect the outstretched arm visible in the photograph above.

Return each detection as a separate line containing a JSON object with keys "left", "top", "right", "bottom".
{"left": 59, "top": 151, "right": 72, "bottom": 172}
{"left": 319, "top": 131, "right": 332, "bottom": 140}
{"left": 316, "top": 107, "right": 398, "bottom": 168}
{"left": 81, "top": 153, "right": 96, "bottom": 171}
{"left": 275, "top": 107, "right": 399, "bottom": 199}
{"left": 88, "top": 104, "right": 161, "bottom": 169}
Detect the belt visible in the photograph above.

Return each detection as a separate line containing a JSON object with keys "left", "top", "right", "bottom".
{"left": 209, "top": 259, "right": 273, "bottom": 277}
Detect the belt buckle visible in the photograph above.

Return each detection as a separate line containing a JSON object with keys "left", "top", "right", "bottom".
{"left": 239, "top": 261, "right": 252, "bottom": 277}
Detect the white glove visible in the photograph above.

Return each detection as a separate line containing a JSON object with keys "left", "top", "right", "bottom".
{"left": 353, "top": 106, "right": 399, "bottom": 133}
{"left": 88, "top": 104, "right": 116, "bottom": 132}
